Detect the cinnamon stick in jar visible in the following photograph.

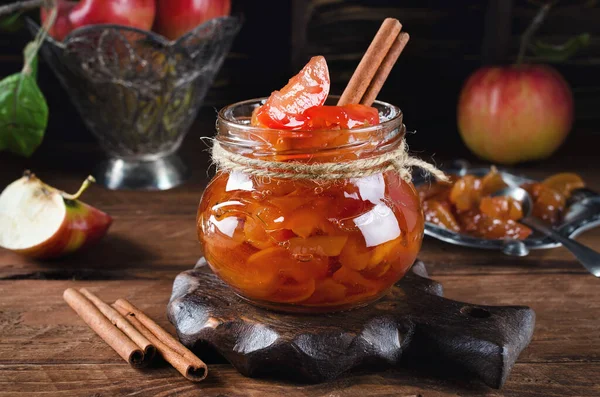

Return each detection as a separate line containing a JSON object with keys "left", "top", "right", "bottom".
{"left": 360, "top": 32, "right": 410, "bottom": 107}
{"left": 63, "top": 288, "right": 146, "bottom": 368}
{"left": 337, "top": 18, "right": 402, "bottom": 106}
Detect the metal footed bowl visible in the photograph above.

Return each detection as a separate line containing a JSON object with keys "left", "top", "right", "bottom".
{"left": 414, "top": 161, "right": 600, "bottom": 256}
{"left": 29, "top": 17, "right": 241, "bottom": 190}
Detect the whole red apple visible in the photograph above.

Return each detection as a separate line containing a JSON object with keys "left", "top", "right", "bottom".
{"left": 41, "top": 0, "right": 156, "bottom": 42}
{"left": 457, "top": 65, "right": 573, "bottom": 165}
{"left": 153, "top": 0, "right": 231, "bottom": 40}
{"left": 0, "top": 172, "right": 112, "bottom": 259}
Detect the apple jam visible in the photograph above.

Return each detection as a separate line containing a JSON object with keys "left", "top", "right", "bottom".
{"left": 417, "top": 168, "right": 585, "bottom": 240}
{"left": 197, "top": 99, "right": 424, "bottom": 312}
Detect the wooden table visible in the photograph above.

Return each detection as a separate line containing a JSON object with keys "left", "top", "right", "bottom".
{"left": 1, "top": 119, "right": 599, "bottom": 397}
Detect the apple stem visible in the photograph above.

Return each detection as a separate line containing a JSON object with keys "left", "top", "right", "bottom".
{"left": 516, "top": 2, "right": 553, "bottom": 66}
{"left": 63, "top": 176, "right": 96, "bottom": 201}
{"left": 22, "top": 0, "right": 56, "bottom": 76}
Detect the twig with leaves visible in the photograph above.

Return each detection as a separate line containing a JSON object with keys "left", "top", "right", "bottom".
{"left": 517, "top": 1, "right": 591, "bottom": 65}
{"left": 517, "top": 3, "right": 553, "bottom": 65}
{"left": 0, "top": 0, "right": 55, "bottom": 157}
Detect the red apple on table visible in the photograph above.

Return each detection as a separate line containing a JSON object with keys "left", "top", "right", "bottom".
{"left": 457, "top": 65, "right": 573, "bottom": 165}
{"left": 0, "top": 172, "right": 112, "bottom": 259}
{"left": 153, "top": 0, "right": 231, "bottom": 40}
{"left": 41, "top": 0, "right": 156, "bottom": 42}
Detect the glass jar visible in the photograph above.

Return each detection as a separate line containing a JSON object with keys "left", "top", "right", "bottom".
{"left": 197, "top": 98, "right": 424, "bottom": 312}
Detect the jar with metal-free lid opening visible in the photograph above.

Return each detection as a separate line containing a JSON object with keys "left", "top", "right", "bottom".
{"left": 197, "top": 97, "right": 424, "bottom": 313}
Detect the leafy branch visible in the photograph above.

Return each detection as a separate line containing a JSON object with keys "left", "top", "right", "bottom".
{"left": 517, "top": 2, "right": 553, "bottom": 65}
{"left": 0, "top": 0, "right": 56, "bottom": 157}
{"left": 22, "top": 0, "right": 55, "bottom": 76}
{"left": 530, "top": 33, "right": 591, "bottom": 62}
{"left": 517, "top": 1, "right": 591, "bottom": 65}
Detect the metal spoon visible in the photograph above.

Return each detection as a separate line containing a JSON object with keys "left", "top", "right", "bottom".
{"left": 494, "top": 186, "right": 600, "bottom": 277}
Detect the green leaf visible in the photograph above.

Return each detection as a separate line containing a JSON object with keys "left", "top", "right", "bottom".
{"left": 0, "top": 73, "right": 49, "bottom": 157}
{"left": 530, "top": 33, "right": 591, "bottom": 62}
{"left": 23, "top": 42, "right": 38, "bottom": 79}
{"left": 0, "top": 12, "right": 24, "bottom": 33}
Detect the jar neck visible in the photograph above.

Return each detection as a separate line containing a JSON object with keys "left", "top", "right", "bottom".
{"left": 216, "top": 122, "right": 406, "bottom": 163}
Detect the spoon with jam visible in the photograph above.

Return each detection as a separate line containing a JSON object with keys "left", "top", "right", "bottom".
{"left": 493, "top": 185, "right": 600, "bottom": 277}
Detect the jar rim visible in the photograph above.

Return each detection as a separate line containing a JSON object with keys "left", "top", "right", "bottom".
{"left": 217, "top": 96, "right": 403, "bottom": 135}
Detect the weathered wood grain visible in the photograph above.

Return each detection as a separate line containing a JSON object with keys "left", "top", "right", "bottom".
{"left": 1, "top": 221, "right": 598, "bottom": 281}
{"left": 1, "top": 362, "right": 599, "bottom": 397}
{"left": 1, "top": 270, "right": 599, "bottom": 367}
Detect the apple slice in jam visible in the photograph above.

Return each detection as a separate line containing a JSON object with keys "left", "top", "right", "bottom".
{"left": 252, "top": 56, "right": 380, "bottom": 133}
{"left": 302, "top": 104, "right": 379, "bottom": 130}
{"left": 252, "top": 56, "right": 330, "bottom": 129}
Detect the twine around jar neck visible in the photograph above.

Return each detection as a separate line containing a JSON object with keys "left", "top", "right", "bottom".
{"left": 211, "top": 139, "right": 448, "bottom": 183}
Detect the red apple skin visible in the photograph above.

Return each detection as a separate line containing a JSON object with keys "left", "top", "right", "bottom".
{"left": 41, "top": 0, "right": 156, "bottom": 42}
{"left": 41, "top": 0, "right": 77, "bottom": 42}
{"left": 14, "top": 200, "right": 112, "bottom": 259}
{"left": 457, "top": 65, "right": 574, "bottom": 165}
{"left": 69, "top": 0, "right": 156, "bottom": 32}
{"left": 153, "top": 0, "right": 231, "bottom": 40}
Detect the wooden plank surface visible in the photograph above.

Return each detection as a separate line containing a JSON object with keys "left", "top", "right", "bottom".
{"left": 1, "top": 273, "right": 599, "bottom": 365}
{"left": 1, "top": 118, "right": 600, "bottom": 396}
{"left": 2, "top": 363, "right": 599, "bottom": 397}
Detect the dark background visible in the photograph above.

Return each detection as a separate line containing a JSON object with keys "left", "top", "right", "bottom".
{"left": 0, "top": 0, "right": 599, "bottom": 155}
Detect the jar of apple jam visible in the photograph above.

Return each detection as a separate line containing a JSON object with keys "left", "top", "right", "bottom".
{"left": 197, "top": 98, "right": 424, "bottom": 312}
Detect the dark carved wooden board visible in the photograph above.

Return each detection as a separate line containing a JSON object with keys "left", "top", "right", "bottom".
{"left": 167, "top": 259, "right": 535, "bottom": 389}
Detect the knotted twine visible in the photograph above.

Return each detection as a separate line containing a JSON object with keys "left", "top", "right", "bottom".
{"left": 212, "top": 139, "right": 447, "bottom": 182}
{"left": 211, "top": 138, "right": 447, "bottom": 183}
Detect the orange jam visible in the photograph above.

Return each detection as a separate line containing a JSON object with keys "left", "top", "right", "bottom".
{"left": 197, "top": 98, "right": 424, "bottom": 312}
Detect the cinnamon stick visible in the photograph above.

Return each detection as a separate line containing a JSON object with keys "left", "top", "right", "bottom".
{"left": 337, "top": 18, "right": 402, "bottom": 106}
{"left": 63, "top": 288, "right": 145, "bottom": 367}
{"left": 112, "top": 299, "right": 208, "bottom": 382}
{"left": 79, "top": 288, "right": 156, "bottom": 363}
{"left": 360, "top": 32, "right": 410, "bottom": 106}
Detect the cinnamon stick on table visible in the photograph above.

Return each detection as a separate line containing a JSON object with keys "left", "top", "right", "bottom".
{"left": 112, "top": 299, "right": 208, "bottom": 382}
{"left": 79, "top": 288, "right": 156, "bottom": 363}
{"left": 64, "top": 288, "right": 207, "bottom": 381}
{"left": 63, "top": 288, "right": 146, "bottom": 367}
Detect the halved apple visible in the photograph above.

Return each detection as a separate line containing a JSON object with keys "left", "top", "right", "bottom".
{"left": 0, "top": 172, "right": 112, "bottom": 259}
